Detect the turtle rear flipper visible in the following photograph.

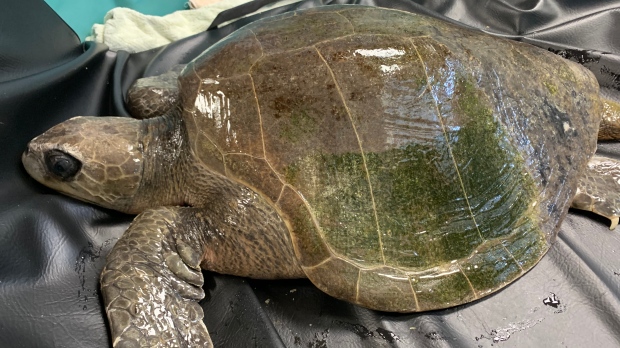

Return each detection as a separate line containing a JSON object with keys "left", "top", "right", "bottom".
{"left": 126, "top": 65, "right": 185, "bottom": 119}
{"left": 598, "top": 92, "right": 620, "bottom": 141}
{"left": 571, "top": 155, "right": 620, "bottom": 229}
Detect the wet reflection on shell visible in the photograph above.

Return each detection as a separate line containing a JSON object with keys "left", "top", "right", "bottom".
{"left": 176, "top": 6, "right": 600, "bottom": 309}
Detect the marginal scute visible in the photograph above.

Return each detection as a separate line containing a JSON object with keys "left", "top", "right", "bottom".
{"left": 303, "top": 257, "right": 359, "bottom": 304}
{"left": 249, "top": 10, "right": 353, "bottom": 55}
{"left": 357, "top": 267, "right": 417, "bottom": 312}
{"left": 191, "top": 29, "right": 263, "bottom": 78}
{"left": 412, "top": 267, "right": 477, "bottom": 311}
{"left": 337, "top": 6, "right": 447, "bottom": 38}
{"left": 459, "top": 241, "right": 523, "bottom": 295}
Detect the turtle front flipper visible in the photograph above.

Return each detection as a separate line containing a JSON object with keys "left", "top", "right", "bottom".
{"left": 126, "top": 65, "right": 185, "bottom": 119}
{"left": 571, "top": 155, "right": 620, "bottom": 229}
{"left": 101, "top": 207, "right": 211, "bottom": 348}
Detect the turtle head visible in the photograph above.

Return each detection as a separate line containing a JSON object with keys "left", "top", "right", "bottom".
{"left": 22, "top": 116, "right": 147, "bottom": 213}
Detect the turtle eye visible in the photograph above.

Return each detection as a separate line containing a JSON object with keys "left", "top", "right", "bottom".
{"left": 45, "top": 150, "right": 81, "bottom": 180}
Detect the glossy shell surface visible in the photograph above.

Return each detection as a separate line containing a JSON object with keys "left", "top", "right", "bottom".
{"left": 177, "top": 6, "right": 601, "bottom": 311}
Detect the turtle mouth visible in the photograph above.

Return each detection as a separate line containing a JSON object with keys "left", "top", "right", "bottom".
{"left": 59, "top": 190, "right": 103, "bottom": 208}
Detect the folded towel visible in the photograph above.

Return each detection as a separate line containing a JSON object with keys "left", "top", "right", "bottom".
{"left": 188, "top": 0, "right": 225, "bottom": 9}
{"left": 87, "top": 0, "right": 250, "bottom": 53}
{"left": 87, "top": 0, "right": 301, "bottom": 53}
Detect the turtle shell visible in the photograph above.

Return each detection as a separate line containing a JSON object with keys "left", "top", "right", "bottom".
{"left": 177, "top": 5, "right": 601, "bottom": 311}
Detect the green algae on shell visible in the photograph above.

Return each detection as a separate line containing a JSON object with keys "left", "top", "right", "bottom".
{"left": 173, "top": 5, "right": 601, "bottom": 311}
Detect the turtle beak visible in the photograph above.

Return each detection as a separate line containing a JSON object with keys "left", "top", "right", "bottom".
{"left": 22, "top": 140, "right": 46, "bottom": 184}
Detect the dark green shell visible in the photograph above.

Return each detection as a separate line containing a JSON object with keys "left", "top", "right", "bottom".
{"left": 178, "top": 5, "right": 601, "bottom": 311}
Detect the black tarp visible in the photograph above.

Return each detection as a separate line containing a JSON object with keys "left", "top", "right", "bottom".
{"left": 1, "top": 0, "right": 620, "bottom": 347}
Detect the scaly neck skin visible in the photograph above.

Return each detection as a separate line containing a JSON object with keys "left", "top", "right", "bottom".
{"left": 130, "top": 114, "right": 190, "bottom": 213}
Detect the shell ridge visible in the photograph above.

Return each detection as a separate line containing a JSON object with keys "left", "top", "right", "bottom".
{"left": 314, "top": 45, "right": 386, "bottom": 266}
{"left": 409, "top": 38, "right": 486, "bottom": 245}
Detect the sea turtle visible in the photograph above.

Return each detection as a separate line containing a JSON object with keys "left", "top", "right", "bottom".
{"left": 21, "top": 5, "right": 620, "bottom": 348}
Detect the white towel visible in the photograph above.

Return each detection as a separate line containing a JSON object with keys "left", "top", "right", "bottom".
{"left": 87, "top": 0, "right": 300, "bottom": 53}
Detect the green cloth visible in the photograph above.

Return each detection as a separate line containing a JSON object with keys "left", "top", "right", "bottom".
{"left": 44, "top": 0, "right": 186, "bottom": 40}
